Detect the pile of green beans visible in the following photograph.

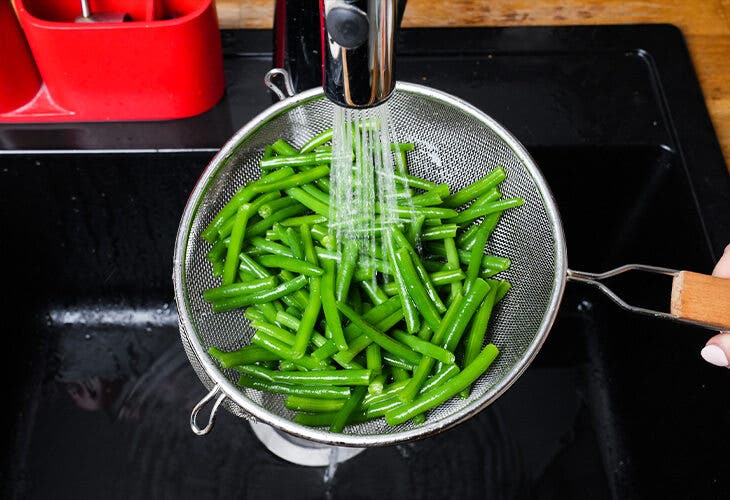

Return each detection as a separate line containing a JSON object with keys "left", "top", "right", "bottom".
{"left": 202, "top": 128, "right": 523, "bottom": 432}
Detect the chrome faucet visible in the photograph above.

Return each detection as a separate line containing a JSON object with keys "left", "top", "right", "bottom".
{"left": 274, "top": 0, "right": 406, "bottom": 108}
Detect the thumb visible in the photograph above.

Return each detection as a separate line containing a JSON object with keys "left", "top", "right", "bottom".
{"left": 700, "top": 244, "right": 730, "bottom": 368}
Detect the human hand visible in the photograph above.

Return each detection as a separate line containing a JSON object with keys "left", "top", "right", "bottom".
{"left": 700, "top": 244, "right": 730, "bottom": 368}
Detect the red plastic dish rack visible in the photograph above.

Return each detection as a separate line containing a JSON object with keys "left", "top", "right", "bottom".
{"left": 1, "top": 0, "right": 225, "bottom": 122}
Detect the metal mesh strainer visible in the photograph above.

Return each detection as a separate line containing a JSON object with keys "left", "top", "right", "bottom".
{"left": 173, "top": 81, "right": 568, "bottom": 447}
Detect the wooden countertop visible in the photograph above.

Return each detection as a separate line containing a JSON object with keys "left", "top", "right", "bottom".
{"left": 216, "top": 0, "right": 730, "bottom": 167}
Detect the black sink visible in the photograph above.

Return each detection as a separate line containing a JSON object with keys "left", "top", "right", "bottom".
{"left": 1, "top": 26, "right": 729, "bottom": 499}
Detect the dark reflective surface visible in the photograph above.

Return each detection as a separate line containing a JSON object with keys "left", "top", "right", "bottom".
{"left": 2, "top": 26, "right": 729, "bottom": 500}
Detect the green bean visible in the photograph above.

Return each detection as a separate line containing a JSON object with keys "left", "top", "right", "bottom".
{"left": 213, "top": 275, "right": 308, "bottom": 312}
{"left": 257, "top": 254, "right": 324, "bottom": 277}
{"left": 206, "top": 236, "right": 229, "bottom": 264}
{"left": 460, "top": 285, "right": 499, "bottom": 398}
{"left": 285, "top": 395, "right": 345, "bottom": 413}
{"left": 456, "top": 223, "right": 480, "bottom": 248}
{"left": 222, "top": 204, "right": 251, "bottom": 284}
{"left": 258, "top": 167, "right": 332, "bottom": 198}
{"left": 335, "top": 240, "right": 359, "bottom": 302}
{"left": 276, "top": 310, "right": 337, "bottom": 358}
{"left": 441, "top": 279, "right": 491, "bottom": 352}
{"left": 244, "top": 307, "right": 267, "bottom": 323}
{"left": 384, "top": 206, "right": 458, "bottom": 220}
{"left": 391, "top": 366, "right": 411, "bottom": 382}
{"left": 385, "top": 344, "right": 499, "bottom": 425}
{"left": 314, "top": 177, "right": 331, "bottom": 193}
{"left": 301, "top": 183, "right": 330, "bottom": 204}
{"left": 310, "top": 224, "right": 329, "bottom": 243}
{"left": 201, "top": 167, "right": 294, "bottom": 242}
{"left": 282, "top": 227, "right": 304, "bottom": 259}
{"left": 300, "top": 128, "right": 333, "bottom": 153}
{"left": 239, "top": 364, "right": 372, "bottom": 386}
{"left": 391, "top": 228, "right": 446, "bottom": 313}
{"left": 386, "top": 240, "right": 420, "bottom": 333}
{"left": 382, "top": 269, "right": 465, "bottom": 295}
{"left": 279, "top": 269, "right": 310, "bottom": 309}
{"left": 250, "top": 332, "right": 328, "bottom": 370}
{"left": 464, "top": 217, "right": 493, "bottom": 294}
{"left": 368, "top": 373, "right": 387, "bottom": 395}
{"left": 321, "top": 259, "right": 348, "bottom": 350}
{"left": 362, "top": 379, "right": 410, "bottom": 407}
{"left": 248, "top": 236, "right": 295, "bottom": 258}
{"left": 299, "top": 224, "right": 318, "bottom": 265}
{"left": 393, "top": 247, "right": 443, "bottom": 330}
{"left": 280, "top": 214, "right": 328, "bottom": 227}
{"left": 443, "top": 167, "right": 506, "bottom": 208}
{"left": 285, "top": 187, "right": 330, "bottom": 217}
{"left": 398, "top": 292, "right": 463, "bottom": 402}
{"left": 393, "top": 173, "right": 437, "bottom": 191}
{"left": 245, "top": 204, "right": 309, "bottom": 238}
{"left": 417, "top": 323, "right": 433, "bottom": 341}
{"left": 407, "top": 214, "right": 425, "bottom": 248}
{"left": 359, "top": 280, "right": 389, "bottom": 305}
{"left": 366, "top": 343, "right": 382, "bottom": 375}
{"left": 427, "top": 242, "right": 511, "bottom": 273}
{"left": 420, "top": 364, "right": 460, "bottom": 393}
{"left": 449, "top": 197, "right": 524, "bottom": 224}
{"left": 391, "top": 330, "right": 455, "bottom": 365}
{"left": 256, "top": 197, "right": 300, "bottom": 220}
{"left": 251, "top": 320, "right": 297, "bottom": 346}
{"left": 238, "top": 253, "right": 269, "bottom": 278}
{"left": 495, "top": 280, "right": 511, "bottom": 302}
{"left": 364, "top": 394, "right": 402, "bottom": 418}
{"left": 260, "top": 150, "right": 331, "bottom": 170}
{"left": 238, "top": 374, "right": 350, "bottom": 399}
{"left": 330, "top": 386, "right": 367, "bottom": 433}
{"left": 293, "top": 277, "right": 322, "bottom": 356}
{"left": 410, "top": 185, "right": 450, "bottom": 207}
{"left": 390, "top": 142, "right": 415, "bottom": 152}
{"left": 271, "top": 139, "right": 298, "bottom": 156}
{"left": 203, "top": 276, "right": 278, "bottom": 302}
{"left": 207, "top": 345, "right": 279, "bottom": 369}
{"left": 421, "top": 224, "right": 458, "bottom": 241}
{"left": 463, "top": 215, "right": 500, "bottom": 252}
{"left": 442, "top": 237, "right": 462, "bottom": 299}
{"left": 336, "top": 303, "right": 421, "bottom": 365}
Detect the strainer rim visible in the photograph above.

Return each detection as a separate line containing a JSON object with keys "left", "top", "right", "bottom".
{"left": 173, "top": 81, "right": 568, "bottom": 447}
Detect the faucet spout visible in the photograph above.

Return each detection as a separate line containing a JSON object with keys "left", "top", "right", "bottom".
{"left": 322, "top": 0, "right": 397, "bottom": 108}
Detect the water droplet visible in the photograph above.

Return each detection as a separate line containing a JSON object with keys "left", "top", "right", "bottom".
{"left": 84, "top": 333, "right": 91, "bottom": 340}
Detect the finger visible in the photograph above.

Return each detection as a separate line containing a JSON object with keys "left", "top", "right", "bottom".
{"left": 711, "top": 243, "right": 730, "bottom": 278}
{"left": 701, "top": 332, "right": 730, "bottom": 368}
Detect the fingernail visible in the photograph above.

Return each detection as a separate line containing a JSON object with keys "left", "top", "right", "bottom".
{"left": 701, "top": 345, "right": 728, "bottom": 367}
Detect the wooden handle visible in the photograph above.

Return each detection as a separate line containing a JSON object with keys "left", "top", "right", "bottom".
{"left": 671, "top": 271, "right": 730, "bottom": 329}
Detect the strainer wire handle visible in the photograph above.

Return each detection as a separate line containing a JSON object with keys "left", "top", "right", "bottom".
{"left": 190, "top": 384, "right": 227, "bottom": 436}
{"left": 566, "top": 264, "right": 726, "bottom": 331}
{"left": 265, "top": 68, "right": 296, "bottom": 101}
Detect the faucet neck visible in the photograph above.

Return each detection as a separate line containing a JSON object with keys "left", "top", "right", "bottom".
{"left": 273, "top": 0, "right": 406, "bottom": 107}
